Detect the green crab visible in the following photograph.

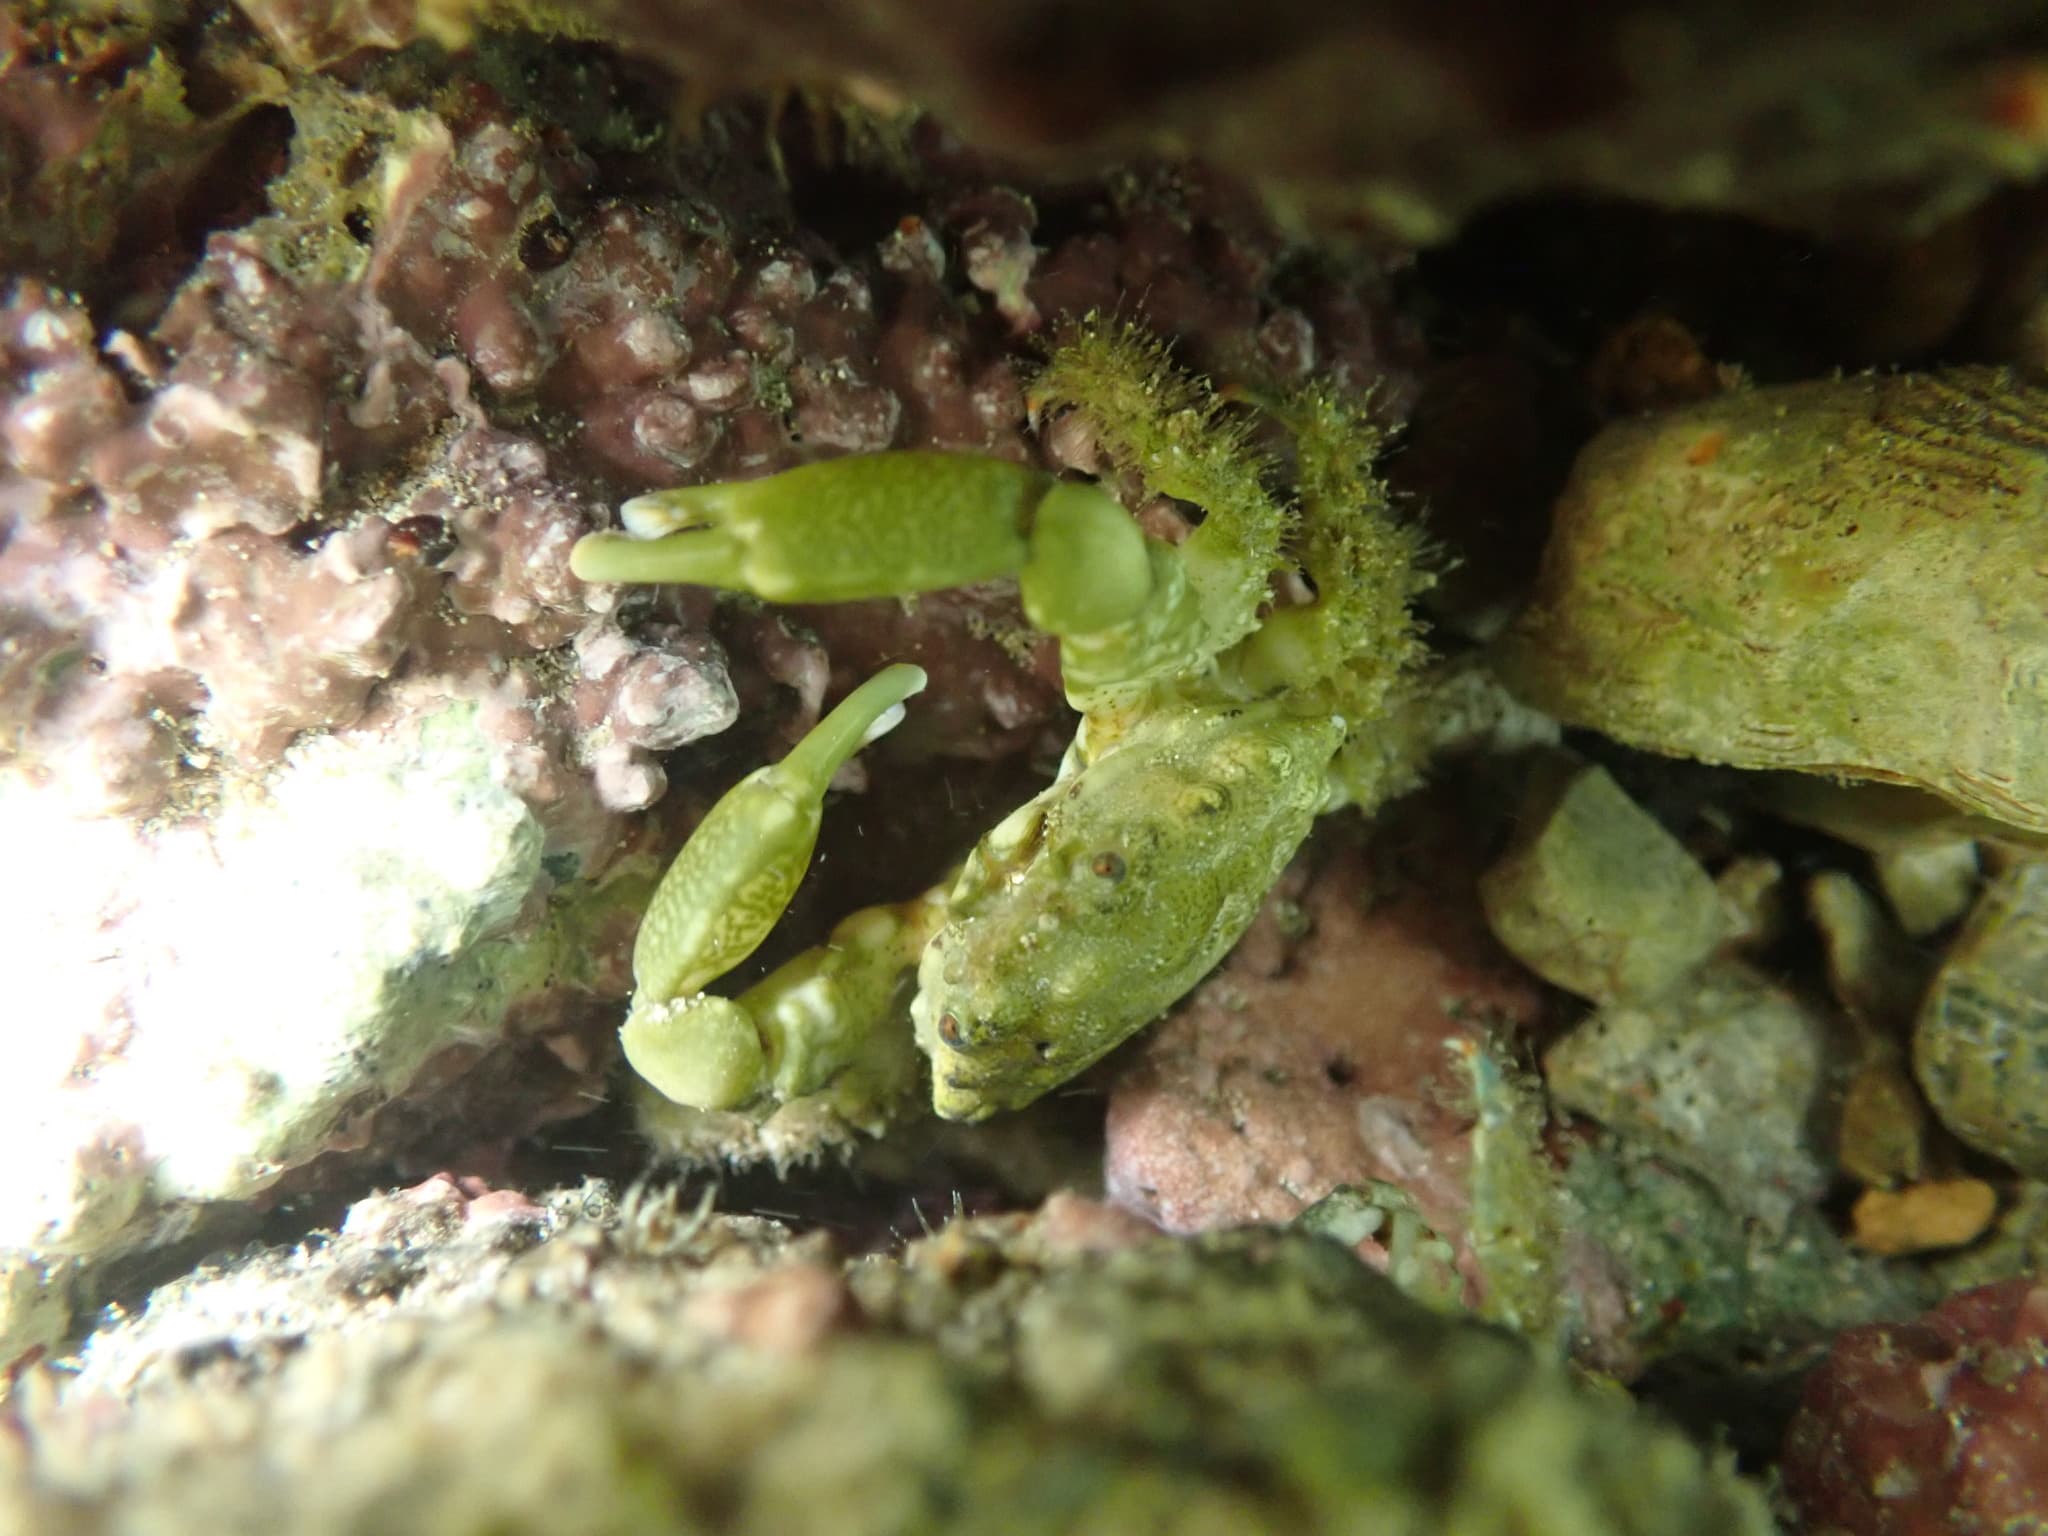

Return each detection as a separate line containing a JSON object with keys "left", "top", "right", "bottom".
{"left": 571, "top": 324, "right": 1433, "bottom": 1124}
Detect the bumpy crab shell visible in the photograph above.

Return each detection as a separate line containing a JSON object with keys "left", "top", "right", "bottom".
{"left": 1496, "top": 368, "right": 2048, "bottom": 835}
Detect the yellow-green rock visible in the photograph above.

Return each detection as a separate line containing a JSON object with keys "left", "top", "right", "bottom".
{"left": 1499, "top": 370, "right": 2048, "bottom": 834}
{"left": 1479, "top": 757, "right": 1726, "bottom": 1004}
{"left": 1915, "top": 861, "right": 2048, "bottom": 1175}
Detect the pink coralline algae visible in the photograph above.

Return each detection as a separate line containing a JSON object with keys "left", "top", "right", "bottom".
{"left": 339, "top": 1172, "right": 551, "bottom": 1248}
{"left": 0, "top": 282, "right": 126, "bottom": 493}
{"left": 94, "top": 241, "right": 345, "bottom": 541}
{"left": 1783, "top": 1276, "right": 2048, "bottom": 1534}
{"left": 570, "top": 621, "right": 738, "bottom": 812}
{"left": 2, "top": 69, "right": 1420, "bottom": 825}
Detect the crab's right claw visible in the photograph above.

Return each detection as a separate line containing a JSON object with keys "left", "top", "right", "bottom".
{"left": 573, "top": 451, "right": 1050, "bottom": 601}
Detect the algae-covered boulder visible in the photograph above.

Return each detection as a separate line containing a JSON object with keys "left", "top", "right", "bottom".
{"left": 1479, "top": 756, "right": 1727, "bottom": 1005}
{"left": 1498, "top": 370, "right": 2048, "bottom": 835}
{"left": 1, "top": 1186, "right": 1772, "bottom": 1536}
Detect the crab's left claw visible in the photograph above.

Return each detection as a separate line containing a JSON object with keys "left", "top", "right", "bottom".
{"left": 629, "top": 662, "right": 927, "bottom": 1009}
{"left": 632, "top": 882, "right": 954, "bottom": 1117}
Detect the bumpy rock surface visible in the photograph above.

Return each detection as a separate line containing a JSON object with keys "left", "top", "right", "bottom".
{"left": 0, "top": 1182, "right": 1773, "bottom": 1536}
{"left": 1915, "top": 860, "right": 2048, "bottom": 1176}
{"left": 1546, "top": 959, "right": 1844, "bottom": 1231}
{"left": 0, "top": 700, "right": 641, "bottom": 1273}
{"left": 223, "top": 0, "right": 2048, "bottom": 243}
{"left": 1479, "top": 756, "right": 1727, "bottom": 1005}
{"left": 1784, "top": 1276, "right": 2048, "bottom": 1535}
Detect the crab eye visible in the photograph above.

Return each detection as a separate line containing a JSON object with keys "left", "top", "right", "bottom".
{"left": 1089, "top": 851, "right": 1126, "bottom": 881}
{"left": 937, "top": 1012, "right": 965, "bottom": 1047}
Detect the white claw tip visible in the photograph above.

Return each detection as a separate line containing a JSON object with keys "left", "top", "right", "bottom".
{"left": 860, "top": 701, "right": 909, "bottom": 746}
{"left": 620, "top": 493, "right": 691, "bottom": 539}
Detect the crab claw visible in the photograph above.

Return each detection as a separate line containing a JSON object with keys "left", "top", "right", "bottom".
{"left": 621, "top": 993, "right": 765, "bottom": 1110}
{"left": 572, "top": 451, "right": 1043, "bottom": 601}
{"left": 629, "top": 663, "right": 927, "bottom": 1008}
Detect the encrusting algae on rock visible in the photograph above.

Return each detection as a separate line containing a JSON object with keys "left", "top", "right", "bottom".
{"left": 0, "top": 1179, "right": 1775, "bottom": 1536}
{"left": 1497, "top": 368, "right": 2048, "bottom": 835}
{"left": 1478, "top": 754, "right": 1728, "bottom": 1006}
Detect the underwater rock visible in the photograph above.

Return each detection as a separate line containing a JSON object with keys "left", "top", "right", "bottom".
{"left": 1836, "top": 1048, "right": 1929, "bottom": 1191}
{"left": 0, "top": 1250, "right": 70, "bottom": 1384}
{"left": 1714, "top": 854, "right": 1790, "bottom": 952}
{"left": 1914, "top": 860, "right": 2048, "bottom": 1176}
{"left": 0, "top": 8, "right": 260, "bottom": 303}
{"left": 1544, "top": 959, "right": 1842, "bottom": 1229}
{"left": 1809, "top": 871, "right": 1930, "bottom": 1035}
{"left": 1874, "top": 840, "right": 1982, "bottom": 939}
{"left": 1498, "top": 370, "right": 2048, "bottom": 836}
{"left": 0, "top": 702, "right": 634, "bottom": 1268}
{"left": 1807, "top": 871, "right": 1932, "bottom": 1187}
{"left": 0, "top": 1184, "right": 1772, "bottom": 1535}
{"left": 1477, "top": 756, "right": 1726, "bottom": 1005}
{"left": 1558, "top": 1137, "right": 1936, "bottom": 1382}
{"left": 266, "top": 1, "right": 2048, "bottom": 247}
{"left": 1848, "top": 1179, "right": 1999, "bottom": 1258}
{"left": 1784, "top": 1276, "right": 2048, "bottom": 1535}
{"left": 1756, "top": 777, "right": 1985, "bottom": 935}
